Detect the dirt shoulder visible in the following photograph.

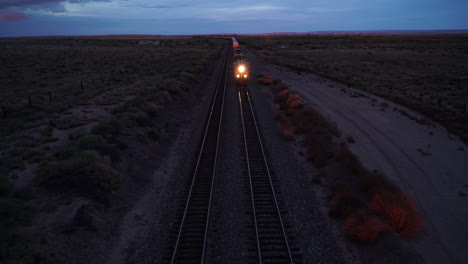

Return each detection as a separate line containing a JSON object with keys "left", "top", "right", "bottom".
{"left": 247, "top": 50, "right": 468, "bottom": 263}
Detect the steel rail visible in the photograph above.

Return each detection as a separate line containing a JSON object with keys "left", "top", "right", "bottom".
{"left": 170, "top": 44, "right": 230, "bottom": 264}
{"left": 238, "top": 86, "right": 295, "bottom": 264}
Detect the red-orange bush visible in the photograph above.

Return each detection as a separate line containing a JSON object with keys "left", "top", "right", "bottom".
{"left": 357, "top": 168, "right": 395, "bottom": 194}
{"left": 329, "top": 187, "right": 364, "bottom": 218}
{"left": 278, "top": 89, "right": 289, "bottom": 98}
{"left": 303, "top": 133, "right": 332, "bottom": 167}
{"left": 280, "top": 121, "right": 295, "bottom": 141}
{"left": 274, "top": 111, "right": 282, "bottom": 120}
{"left": 277, "top": 82, "right": 288, "bottom": 91}
{"left": 335, "top": 143, "right": 363, "bottom": 174}
{"left": 343, "top": 208, "right": 388, "bottom": 242}
{"left": 370, "top": 190, "right": 421, "bottom": 238}
{"left": 275, "top": 89, "right": 290, "bottom": 105}
{"left": 287, "top": 94, "right": 300, "bottom": 103}
{"left": 289, "top": 99, "right": 303, "bottom": 109}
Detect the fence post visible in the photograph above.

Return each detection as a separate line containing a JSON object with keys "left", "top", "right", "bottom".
{"left": 92, "top": 79, "right": 95, "bottom": 87}
{"left": 1, "top": 106, "right": 6, "bottom": 118}
{"left": 81, "top": 81, "right": 84, "bottom": 91}
{"left": 28, "top": 96, "right": 32, "bottom": 108}
{"left": 48, "top": 91, "right": 52, "bottom": 101}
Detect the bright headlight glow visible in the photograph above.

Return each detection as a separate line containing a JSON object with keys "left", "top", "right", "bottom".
{"left": 238, "top": 65, "right": 245, "bottom": 73}
{"left": 236, "top": 74, "right": 240, "bottom": 78}
{"left": 244, "top": 74, "right": 247, "bottom": 78}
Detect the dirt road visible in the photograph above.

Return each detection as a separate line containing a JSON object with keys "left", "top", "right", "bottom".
{"left": 248, "top": 50, "right": 468, "bottom": 264}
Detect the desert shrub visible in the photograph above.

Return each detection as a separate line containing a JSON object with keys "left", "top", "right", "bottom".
{"left": 0, "top": 171, "right": 11, "bottom": 196}
{"left": 147, "top": 90, "right": 171, "bottom": 104}
{"left": 287, "top": 99, "right": 304, "bottom": 116}
{"left": 277, "top": 82, "right": 289, "bottom": 91}
{"left": 0, "top": 197, "right": 51, "bottom": 263}
{"left": 180, "top": 71, "right": 196, "bottom": 82}
{"left": 40, "top": 126, "right": 54, "bottom": 137}
{"left": 329, "top": 187, "right": 364, "bottom": 218}
{"left": 131, "top": 111, "right": 151, "bottom": 127}
{"left": 142, "top": 103, "right": 160, "bottom": 117}
{"left": 342, "top": 208, "right": 388, "bottom": 242}
{"left": 302, "top": 108, "right": 340, "bottom": 136}
{"left": 335, "top": 143, "right": 363, "bottom": 174}
{"left": 77, "top": 134, "right": 106, "bottom": 150}
{"left": 276, "top": 89, "right": 289, "bottom": 99}
{"left": 0, "top": 197, "right": 33, "bottom": 228}
{"left": 346, "top": 136, "right": 356, "bottom": 144}
{"left": 0, "top": 147, "right": 43, "bottom": 171}
{"left": 53, "top": 144, "right": 77, "bottom": 160}
{"left": 14, "top": 137, "right": 39, "bottom": 148}
{"left": 112, "top": 98, "right": 146, "bottom": 114}
{"left": 91, "top": 118, "right": 123, "bottom": 139}
{"left": 280, "top": 121, "right": 295, "bottom": 141}
{"left": 75, "top": 134, "right": 119, "bottom": 162}
{"left": 68, "top": 128, "right": 88, "bottom": 141}
{"left": 118, "top": 111, "right": 152, "bottom": 127}
{"left": 52, "top": 115, "right": 82, "bottom": 130}
{"left": 147, "top": 128, "right": 161, "bottom": 141}
{"left": 370, "top": 190, "right": 421, "bottom": 238}
{"left": 36, "top": 150, "right": 119, "bottom": 194}
{"left": 274, "top": 111, "right": 282, "bottom": 120}
{"left": 357, "top": 168, "right": 395, "bottom": 194}
{"left": 303, "top": 132, "right": 332, "bottom": 167}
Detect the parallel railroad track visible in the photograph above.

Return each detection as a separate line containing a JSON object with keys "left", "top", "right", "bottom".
{"left": 238, "top": 86, "right": 297, "bottom": 264}
{"left": 168, "top": 44, "right": 230, "bottom": 264}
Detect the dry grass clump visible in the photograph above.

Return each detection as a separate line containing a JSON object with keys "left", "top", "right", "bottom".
{"left": 267, "top": 76, "right": 421, "bottom": 242}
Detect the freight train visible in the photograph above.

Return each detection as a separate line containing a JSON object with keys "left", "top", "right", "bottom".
{"left": 232, "top": 37, "right": 249, "bottom": 86}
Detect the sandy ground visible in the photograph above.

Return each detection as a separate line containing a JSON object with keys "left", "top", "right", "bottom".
{"left": 247, "top": 51, "right": 468, "bottom": 263}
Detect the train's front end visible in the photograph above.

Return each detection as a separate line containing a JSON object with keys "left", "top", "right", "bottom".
{"left": 235, "top": 63, "right": 249, "bottom": 86}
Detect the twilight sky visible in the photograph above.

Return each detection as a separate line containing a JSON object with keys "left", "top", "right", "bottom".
{"left": 0, "top": 0, "right": 467, "bottom": 37}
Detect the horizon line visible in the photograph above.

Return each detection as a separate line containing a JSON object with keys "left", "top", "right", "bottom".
{"left": 2, "top": 29, "right": 468, "bottom": 38}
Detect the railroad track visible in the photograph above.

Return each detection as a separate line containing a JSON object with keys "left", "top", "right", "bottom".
{"left": 238, "top": 86, "right": 297, "bottom": 264}
{"left": 168, "top": 45, "right": 230, "bottom": 263}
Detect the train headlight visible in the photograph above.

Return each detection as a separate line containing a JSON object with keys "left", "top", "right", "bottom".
{"left": 236, "top": 74, "right": 240, "bottom": 78}
{"left": 244, "top": 74, "right": 247, "bottom": 78}
{"left": 238, "top": 65, "right": 245, "bottom": 73}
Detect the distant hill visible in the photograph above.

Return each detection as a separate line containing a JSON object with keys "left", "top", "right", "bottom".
{"left": 239, "top": 30, "right": 468, "bottom": 36}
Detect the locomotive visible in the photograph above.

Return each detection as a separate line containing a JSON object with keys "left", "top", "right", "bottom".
{"left": 232, "top": 37, "right": 249, "bottom": 86}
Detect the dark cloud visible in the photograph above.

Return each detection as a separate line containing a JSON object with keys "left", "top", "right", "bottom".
{"left": 0, "top": 0, "right": 61, "bottom": 9}
{"left": 127, "top": 3, "right": 190, "bottom": 9}
{"left": 0, "top": 0, "right": 110, "bottom": 11}
{"left": 0, "top": 10, "right": 30, "bottom": 21}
